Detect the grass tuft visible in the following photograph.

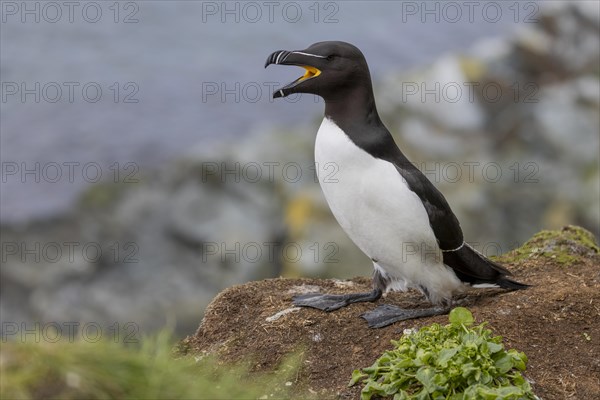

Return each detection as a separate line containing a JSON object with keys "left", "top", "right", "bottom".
{"left": 1, "top": 329, "right": 298, "bottom": 399}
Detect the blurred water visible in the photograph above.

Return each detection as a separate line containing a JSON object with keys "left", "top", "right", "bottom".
{"left": 1, "top": 1, "right": 535, "bottom": 223}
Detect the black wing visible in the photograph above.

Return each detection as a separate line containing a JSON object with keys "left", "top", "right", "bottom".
{"left": 391, "top": 155, "right": 515, "bottom": 283}
{"left": 391, "top": 157, "right": 464, "bottom": 251}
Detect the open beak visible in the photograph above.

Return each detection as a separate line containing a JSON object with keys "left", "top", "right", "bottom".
{"left": 265, "top": 50, "right": 323, "bottom": 98}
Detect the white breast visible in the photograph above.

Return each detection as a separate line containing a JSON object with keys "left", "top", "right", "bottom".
{"left": 314, "top": 117, "right": 463, "bottom": 303}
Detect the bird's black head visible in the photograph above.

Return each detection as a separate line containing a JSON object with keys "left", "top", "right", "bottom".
{"left": 265, "top": 41, "right": 373, "bottom": 102}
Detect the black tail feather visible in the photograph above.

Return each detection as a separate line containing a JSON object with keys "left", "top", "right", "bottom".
{"left": 443, "top": 243, "right": 529, "bottom": 288}
{"left": 497, "top": 277, "right": 531, "bottom": 290}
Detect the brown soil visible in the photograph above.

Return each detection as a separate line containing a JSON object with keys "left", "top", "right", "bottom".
{"left": 181, "top": 227, "right": 600, "bottom": 399}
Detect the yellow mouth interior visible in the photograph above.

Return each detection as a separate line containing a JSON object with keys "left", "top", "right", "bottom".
{"left": 300, "top": 65, "right": 321, "bottom": 80}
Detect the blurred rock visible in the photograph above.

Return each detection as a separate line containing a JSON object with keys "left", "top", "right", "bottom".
{"left": 532, "top": 79, "right": 600, "bottom": 163}
{"left": 0, "top": 127, "right": 364, "bottom": 336}
{"left": 380, "top": 55, "right": 486, "bottom": 132}
{"left": 512, "top": 2, "right": 600, "bottom": 80}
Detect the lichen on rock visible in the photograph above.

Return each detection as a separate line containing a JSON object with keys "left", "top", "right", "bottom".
{"left": 500, "top": 225, "right": 599, "bottom": 266}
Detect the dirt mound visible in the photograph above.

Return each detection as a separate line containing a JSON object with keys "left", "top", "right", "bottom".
{"left": 180, "top": 226, "right": 600, "bottom": 399}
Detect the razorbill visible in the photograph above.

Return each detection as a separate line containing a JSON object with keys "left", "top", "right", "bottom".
{"left": 265, "top": 41, "right": 528, "bottom": 328}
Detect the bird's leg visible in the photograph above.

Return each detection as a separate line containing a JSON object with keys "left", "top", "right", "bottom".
{"left": 361, "top": 304, "right": 450, "bottom": 328}
{"left": 292, "top": 288, "right": 382, "bottom": 312}
{"left": 292, "top": 266, "right": 386, "bottom": 312}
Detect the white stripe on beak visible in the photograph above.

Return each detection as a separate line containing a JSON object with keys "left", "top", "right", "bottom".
{"left": 291, "top": 51, "right": 327, "bottom": 59}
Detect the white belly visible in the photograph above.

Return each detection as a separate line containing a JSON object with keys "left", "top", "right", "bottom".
{"left": 314, "top": 117, "right": 462, "bottom": 302}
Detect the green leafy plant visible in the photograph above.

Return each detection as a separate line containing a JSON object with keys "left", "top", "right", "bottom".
{"left": 349, "top": 307, "right": 537, "bottom": 400}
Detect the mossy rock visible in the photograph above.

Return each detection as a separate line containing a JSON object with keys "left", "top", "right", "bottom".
{"left": 501, "top": 225, "right": 599, "bottom": 266}
{"left": 78, "top": 181, "right": 137, "bottom": 209}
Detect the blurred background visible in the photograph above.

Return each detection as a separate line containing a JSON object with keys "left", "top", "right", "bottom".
{"left": 1, "top": 1, "right": 598, "bottom": 337}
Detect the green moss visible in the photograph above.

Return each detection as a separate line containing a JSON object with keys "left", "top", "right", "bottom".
{"left": 78, "top": 181, "right": 135, "bottom": 209}
{"left": 501, "top": 225, "right": 599, "bottom": 266}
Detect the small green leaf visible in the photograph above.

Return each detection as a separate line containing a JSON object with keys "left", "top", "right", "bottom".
{"left": 449, "top": 307, "right": 474, "bottom": 326}
{"left": 393, "top": 390, "right": 410, "bottom": 400}
{"left": 349, "top": 369, "right": 367, "bottom": 386}
{"left": 494, "top": 353, "right": 513, "bottom": 374}
{"left": 436, "top": 347, "right": 459, "bottom": 367}
{"left": 486, "top": 341, "right": 503, "bottom": 354}
{"left": 415, "top": 367, "right": 435, "bottom": 390}
{"left": 510, "top": 351, "right": 527, "bottom": 371}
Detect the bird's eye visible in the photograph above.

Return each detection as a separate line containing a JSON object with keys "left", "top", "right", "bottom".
{"left": 326, "top": 55, "right": 335, "bottom": 61}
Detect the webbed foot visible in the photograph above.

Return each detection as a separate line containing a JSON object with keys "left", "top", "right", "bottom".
{"left": 361, "top": 304, "right": 450, "bottom": 328}
{"left": 292, "top": 289, "right": 382, "bottom": 312}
